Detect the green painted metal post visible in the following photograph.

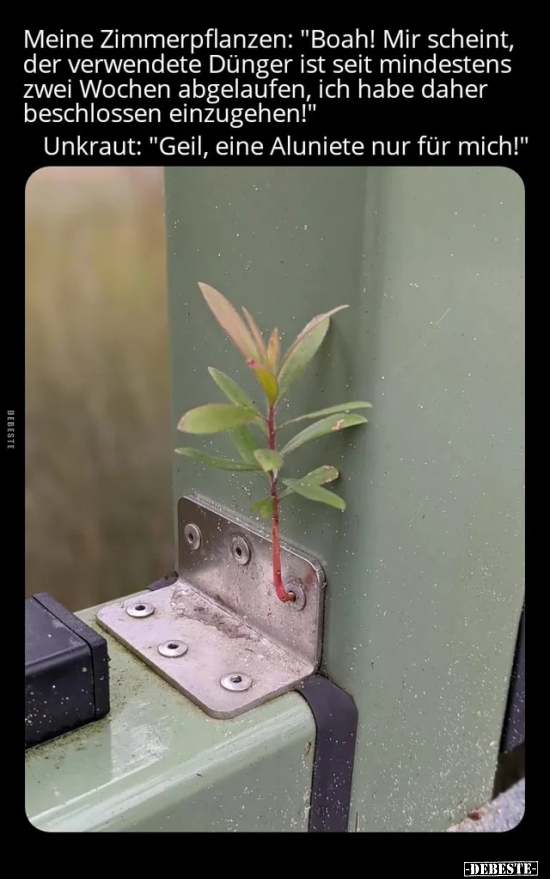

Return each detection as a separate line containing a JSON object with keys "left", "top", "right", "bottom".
{"left": 166, "top": 166, "right": 524, "bottom": 831}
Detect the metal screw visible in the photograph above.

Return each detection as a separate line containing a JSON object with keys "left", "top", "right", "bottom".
{"left": 184, "top": 523, "right": 202, "bottom": 551}
{"left": 287, "top": 582, "right": 306, "bottom": 611}
{"left": 126, "top": 602, "right": 155, "bottom": 618}
{"left": 220, "top": 672, "right": 252, "bottom": 692}
{"left": 231, "top": 535, "right": 251, "bottom": 566}
{"left": 158, "top": 640, "right": 188, "bottom": 658}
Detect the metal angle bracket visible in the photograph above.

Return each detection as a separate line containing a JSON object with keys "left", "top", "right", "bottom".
{"left": 97, "top": 496, "right": 325, "bottom": 719}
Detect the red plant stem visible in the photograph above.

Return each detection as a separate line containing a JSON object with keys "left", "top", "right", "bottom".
{"left": 267, "top": 404, "right": 295, "bottom": 602}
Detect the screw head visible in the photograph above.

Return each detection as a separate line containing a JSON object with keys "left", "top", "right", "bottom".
{"left": 126, "top": 602, "right": 155, "bottom": 619}
{"left": 286, "top": 582, "right": 306, "bottom": 611}
{"left": 231, "top": 535, "right": 251, "bottom": 566}
{"left": 184, "top": 523, "right": 202, "bottom": 551}
{"left": 158, "top": 640, "right": 188, "bottom": 658}
{"left": 220, "top": 672, "right": 252, "bottom": 692}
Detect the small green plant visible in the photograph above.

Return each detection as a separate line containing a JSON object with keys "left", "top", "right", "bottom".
{"left": 176, "top": 283, "right": 371, "bottom": 603}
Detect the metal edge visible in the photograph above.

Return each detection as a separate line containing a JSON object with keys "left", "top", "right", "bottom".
{"left": 500, "top": 607, "right": 525, "bottom": 754}
{"left": 148, "top": 572, "right": 178, "bottom": 592}
{"left": 149, "top": 571, "right": 325, "bottom": 672}
{"left": 177, "top": 494, "right": 326, "bottom": 670}
{"left": 97, "top": 599, "right": 310, "bottom": 720}
{"left": 295, "top": 675, "right": 358, "bottom": 833}
{"left": 178, "top": 494, "right": 327, "bottom": 582}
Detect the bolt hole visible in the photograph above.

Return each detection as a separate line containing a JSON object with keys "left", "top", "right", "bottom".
{"left": 230, "top": 675, "right": 242, "bottom": 684}
{"left": 235, "top": 547, "right": 242, "bottom": 557}
{"left": 135, "top": 605, "right": 146, "bottom": 611}
{"left": 187, "top": 532, "right": 194, "bottom": 543}
{"left": 168, "top": 643, "right": 179, "bottom": 651}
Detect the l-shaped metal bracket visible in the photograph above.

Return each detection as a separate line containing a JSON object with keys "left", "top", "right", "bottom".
{"left": 97, "top": 496, "right": 325, "bottom": 719}
{"left": 99, "top": 496, "right": 358, "bottom": 831}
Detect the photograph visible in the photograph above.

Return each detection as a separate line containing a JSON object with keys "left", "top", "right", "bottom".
{"left": 24, "top": 165, "right": 525, "bottom": 834}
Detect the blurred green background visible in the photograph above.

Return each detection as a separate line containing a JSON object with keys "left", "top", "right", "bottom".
{"left": 25, "top": 167, "right": 174, "bottom": 611}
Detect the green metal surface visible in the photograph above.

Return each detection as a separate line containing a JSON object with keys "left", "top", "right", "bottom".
{"left": 166, "top": 166, "right": 524, "bottom": 831}
{"left": 25, "top": 605, "right": 316, "bottom": 832}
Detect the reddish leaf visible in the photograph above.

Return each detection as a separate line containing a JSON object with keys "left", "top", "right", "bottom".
{"left": 199, "top": 283, "right": 258, "bottom": 361}
{"left": 242, "top": 308, "right": 268, "bottom": 366}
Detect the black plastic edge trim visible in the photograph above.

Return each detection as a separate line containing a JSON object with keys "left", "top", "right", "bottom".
{"left": 32, "top": 592, "right": 110, "bottom": 718}
{"left": 148, "top": 572, "right": 179, "bottom": 592}
{"left": 295, "top": 675, "right": 358, "bottom": 833}
{"left": 500, "top": 608, "right": 525, "bottom": 754}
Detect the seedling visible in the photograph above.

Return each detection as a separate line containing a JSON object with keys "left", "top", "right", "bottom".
{"left": 176, "top": 283, "right": 371, "bottom": 603}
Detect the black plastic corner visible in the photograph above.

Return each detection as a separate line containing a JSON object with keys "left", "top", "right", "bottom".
{"left": 25, "top": 593, "right": 110, "bottom": 748}
{"left": 295, "top": 675, "right": 358, "bottom": 833}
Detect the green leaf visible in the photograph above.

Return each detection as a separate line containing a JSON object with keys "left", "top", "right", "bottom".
{"left": 199, "top": 283, "right": 259, "bottom": 361}
{"left": 299, "top": 465, "right": 340, "bottom": 485}
{"left": 281, "top": 305, "right": 349, "bottom": 366}
{"left": 281, "top": 413, "right": 368, "bottom": 456}
{"left": 178, "top": 404, "right": 257, "bottom": 435}
{"left": 253, "top": 368, "right": 279, "bottom": 405}
{"left": 277, "top": 320, "right": 328, "bottom": 400}
{"left": 254, "top": 418, "right": 270, "bottom": 438}
{"left": 279, "top": 465, "right": 339, "bottom": 499}
{"left": 277, "top": 306, "right": 349, "bottom": 400}
{"left": 282, "top": 478, "right": 346, "bottom": 511}
{"left": 208, "top": 368, "right": 260, "bottom": 412}
{"left": 277, "top": 488, "right": 293, "bottom": 500}
{"left": 175, "top": 448, "right": 261, "bottom": 471}
{"left": 208, "top": 367, "right": 268, "bottom": 437}
{"left": 229, "top": 426, "right": 261, "bottom": 464}
{"left": 250, "top": 497, "right": 275, "bottom": 519}
{"left": 254, "top": 448, "right": 285, "bottom": 472}
{"left": 280, "top": 402, "right": 372, "bottom": 429}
